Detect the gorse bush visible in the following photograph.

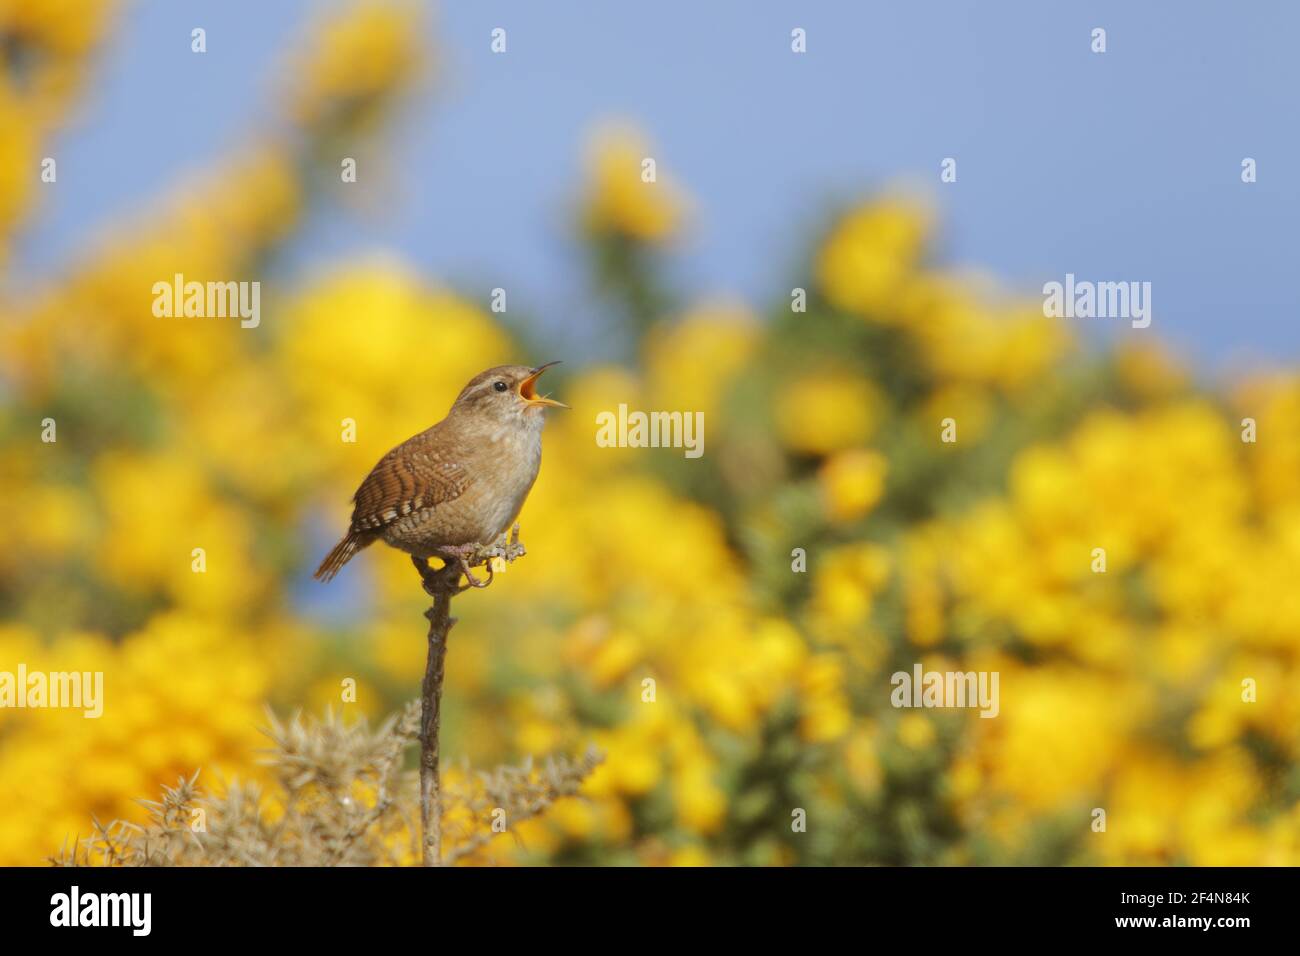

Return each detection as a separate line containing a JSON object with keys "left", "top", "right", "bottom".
{"left": 55, "top": 703, "right": 601, "bottom": 867}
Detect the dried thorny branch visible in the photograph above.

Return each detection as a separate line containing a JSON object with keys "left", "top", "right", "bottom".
{"left": 51, "top": 700, "right": 601, "bottom": 867}
{"left": 443, "top": 747, "right": 604, "bottom": 865}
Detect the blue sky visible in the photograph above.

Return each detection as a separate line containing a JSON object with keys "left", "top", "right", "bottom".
{"left": 18, "top": 0, "right": 1300, "bottom": 370}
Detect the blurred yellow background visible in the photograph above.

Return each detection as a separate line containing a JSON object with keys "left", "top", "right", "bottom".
{"left": 1, "top": 0, "right": 1298, "bottom": 866}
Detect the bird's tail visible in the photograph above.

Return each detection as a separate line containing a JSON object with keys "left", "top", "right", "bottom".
{"left": 314, "top": 531, "right": 368, "bottom": 582}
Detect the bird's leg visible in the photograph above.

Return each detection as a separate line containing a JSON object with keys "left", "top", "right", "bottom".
{"left": 435, "top": 543, "right": 493, "bottom": 590}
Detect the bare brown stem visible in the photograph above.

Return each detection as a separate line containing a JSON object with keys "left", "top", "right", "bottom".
{"left": 414, "top": 526, "right": 528, "bottom": 867}
{"left": 418, "top": 560, "right": 460, "bottom": 867}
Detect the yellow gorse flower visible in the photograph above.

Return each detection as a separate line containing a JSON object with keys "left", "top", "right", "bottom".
{"left": 581, "top": 124, "right": 686, "bottom": 242}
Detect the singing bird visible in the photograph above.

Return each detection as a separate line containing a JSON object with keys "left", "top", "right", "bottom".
{"left": 314, "top": 362, "right": 566, "bottom": 588}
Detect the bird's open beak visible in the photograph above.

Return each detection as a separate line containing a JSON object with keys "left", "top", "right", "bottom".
{"left": 519, "top": 361, "right": 568, "bottom": 408}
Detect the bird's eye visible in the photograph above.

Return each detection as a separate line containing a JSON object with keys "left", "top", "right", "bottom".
{"left": 493, "top": 381, "right": 508, "bottom": 392}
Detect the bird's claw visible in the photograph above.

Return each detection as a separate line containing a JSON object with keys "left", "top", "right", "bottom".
{"left": 420, "top": 528, "right": 526, "bottom": 594}
{"left": 455, "top": 553, "right": 493, "bottom": 590}
{"left": 432, "top": 542, "right": 494, "bottom": 591}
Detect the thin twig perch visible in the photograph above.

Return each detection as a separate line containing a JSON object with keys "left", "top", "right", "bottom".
{"left": 417, "top": 561, "right": 458, "bottom": 866}
{"left": 413, "top": 524, "right": 526, "bottom": 867}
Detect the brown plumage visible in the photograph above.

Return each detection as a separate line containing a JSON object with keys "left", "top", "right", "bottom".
{"left": 314, "top": 363, "right": 565, "bottom": 583}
